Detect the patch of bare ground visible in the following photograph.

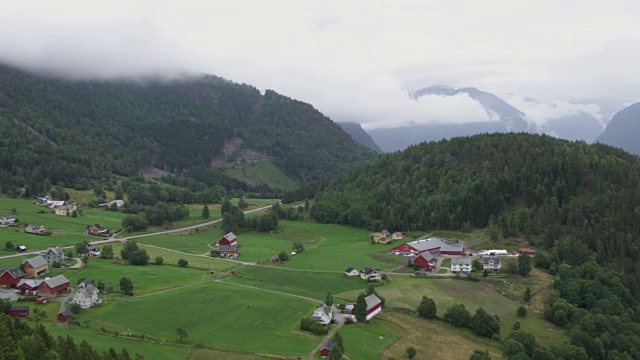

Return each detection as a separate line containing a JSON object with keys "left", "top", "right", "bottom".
{"left": 140, "top": 167, "right": 169, "bottom": 179}
{"left": 379, "top": 312, "right": 503, "bottom": 360}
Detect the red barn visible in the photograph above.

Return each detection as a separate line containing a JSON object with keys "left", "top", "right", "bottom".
{"left": 320, "top": 339, "right": 333, "bottom": 358}
{"left": 9, "top": 306, "right": 29, "bottom": 318}
{"left": 37, "top": 275, "right": 70, "bottom": 297}
{"left": 350, "top": 294, "right": 383, "bottom": 321}
{"left": 0, "top": 267, "right": 26, "bottom": 288}
{"left": 218, "top": 232, "right": 237, "bottom": 246}
{"left": 16, "top": 279, "right": 42, "bottom": 294}
{"left": 518, "top": 248, "right": 537, "bottom": 255}
{"left": 57, "top": 309, "right": 72, "bottom": 322}
{"left": 440, "top": 243, "right": 466, "bottom": 256}
{"left": 412, "top": 253, "right": 435, "bottom": 270}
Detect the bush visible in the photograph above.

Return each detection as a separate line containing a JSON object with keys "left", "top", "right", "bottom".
{"left": 178, "top": 259, "right": 188, "bottom": 267}
{"left": 299, "top": 318, "right": 328, "bottom": 335}
{"left": 516, "top": 306, "right": 527, "bottom": 318}
{"left": 68, "top": 303, "right": 82, "bottom": 314}
{"left": 155, "top": 256, "right": 164, "bottom": 265}
{"left": 52, "top": 262, "right": 61, "bottom": 268}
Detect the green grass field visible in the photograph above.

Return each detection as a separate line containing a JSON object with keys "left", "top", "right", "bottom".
{"left": 222, "top": 266, "right": 366, "bottom": 301}
{"left": 46, "top": 325, "right": 191, "bottom": 360}
{"left": 77, "top": 282, "right": 319, "bottom": 357}
{"left": 48, "top": 257, "right": 212, "bottom": 297}
{"left": 338, "top": 319, "right": 405, "bottom": 360}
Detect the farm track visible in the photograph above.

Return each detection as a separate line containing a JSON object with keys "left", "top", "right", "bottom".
{"left": 213, "top": 279, "right": 322, "bottom": 303}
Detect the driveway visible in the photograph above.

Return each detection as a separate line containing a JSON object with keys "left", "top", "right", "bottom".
{"left": 0, "top": 288, "right": 20, "bottom": 301}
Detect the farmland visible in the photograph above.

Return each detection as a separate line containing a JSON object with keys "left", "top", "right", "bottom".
{"left": 75, "top": 282, "right": 320, "bottom": 356}
{"left": 0, "top": 193, "right": 566, "bottom": 360}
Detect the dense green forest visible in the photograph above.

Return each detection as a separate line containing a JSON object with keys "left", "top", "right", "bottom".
{"left": 303, "top": 133, "right": 640, "bottom": 359}
{"left": 0, "top": 63, "right": 372, "bottom": 196}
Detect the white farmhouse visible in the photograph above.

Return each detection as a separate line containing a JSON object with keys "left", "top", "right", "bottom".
{"left": 310, "top": 304, "right": 333, "bottom": 325}
{"left": 70, "top": 281, "right": 102, "bottom": 308}
{"left": 451, "top": 257, "right": 473, "bottom": 273}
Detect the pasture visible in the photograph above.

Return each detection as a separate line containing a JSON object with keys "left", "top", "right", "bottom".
{"left": 77, "top": 282, "right": 320, "bottom": 356}
{"left": 50, "top": 257, "right": 212, "bottom": 297}
{"left": 46, "top": 325, "right": 191, "bottom": 360}
{"left": 338, "top": 319, "right": 405, "bottom": 360}
{"left": 379, "top": 312, "right": 504, "bottom": 360}
{"left": 222, "top": 265, "right": 366, "bottom": 300}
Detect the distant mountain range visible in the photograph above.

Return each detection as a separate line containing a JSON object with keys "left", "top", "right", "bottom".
{"left": 337, "top": 122, "right": 382, "bottom": 153}
{"left": 341, "top": 85, "right": 609, "bottom": 153}
{"left": 597, "top": 102, "right": 640, "bottom": 155}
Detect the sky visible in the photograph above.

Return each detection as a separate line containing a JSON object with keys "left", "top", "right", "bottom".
{"left": 0, "top": 0, "right": 638, "bottom": 129}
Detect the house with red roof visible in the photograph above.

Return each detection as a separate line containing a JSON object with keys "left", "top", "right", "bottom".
{"left": 0, "top": 267, "right": 26, "bottom": 288}
{"left": 392, "top": 231, "right": 404, "bottom": 241}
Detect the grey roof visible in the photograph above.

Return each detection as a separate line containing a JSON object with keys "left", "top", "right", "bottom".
{"left": 222, "top": 232, "right": 237, "bottom": 242}
{"left": 452, "top": 257, "right": 473, "bottom": 265}
{"left": 483, "top": 256, "right": 501, "bottom": 265}
{"left": 28, "top": 224, "right": 44, "bottom": 229}
{"left": 75, "top": 284, "right": 98, "bottom": 298}
{"left": 60, "top": 309, "right": 72, "bottom": 316}
{"left": 47, "top": 247, "right": 65, "bottom": 256}
{"left": 44, "top": 275, "right": 69, "bottom": 288}
{"left": 2, "top": 267, "right": 26, "bottom": 278}
{"left": 11, "top": 306, "right": 29, "bottom": 311}
{"left": 17, "top": 279, "right": 43, "bottom": 288}
{"left": 405, "top": 237, "right": 447, "bottom": 252}
{"left": 217, "top": 244, "right": 237, "bottom": 252}
{"left": 365, "top": 294, "right": 382, "bottom": 309}
{"left": 441, "top": 244, "right": 465, "bottom": 252}
{"left": 23, "top": 255, "right": 47, "bottom": 268}
{"left": 345, "top": 267, "right": 355, "bottom": 273}
{"left": 322, "top": 339, "right": 333, "bottom": 351}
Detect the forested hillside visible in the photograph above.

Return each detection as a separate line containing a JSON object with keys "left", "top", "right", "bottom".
{"left": 310, "top": 133, "right": 640, "bottom": 291}
{"left": 308, "top": 133, "right": 640, "bottom": 358}
{"left": 0, "top": 64, "right": 372, "bottom": 195}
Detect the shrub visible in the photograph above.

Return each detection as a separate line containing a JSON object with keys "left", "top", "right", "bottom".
{"left": 516, "top": 306, "right": 527, "bottom": 318}
{"left": 155, "top": 256, "right": 164, "bottom": 265}
{"left": 178, "top": 259, "right": 188, "bottom": 267}
{"left": 299, "top": 318, "right": 328, "bottom": 335}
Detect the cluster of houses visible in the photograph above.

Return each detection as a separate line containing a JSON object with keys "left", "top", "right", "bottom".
{"left": 372, "top": 229, "right": 404, "bottom": 244}
{"left": 215, "top": 232, "right": 239, "bottom": 258}
{"left": 344, "top": 267, "right": 382, "bottom": 282}
{"left": 36, "top": 194, "right": 77, "bottom": 216}
{"left": 312, "top": 294, "right": 384, "bottom": 358}
{"left": 1, "top": 249, "right": 102, "bottom": 320}
{"left": 0, "top": 215, "right": 16, "bottom": 226}
{"left": 392, "top": 237, "right": 466, "bottom": 271}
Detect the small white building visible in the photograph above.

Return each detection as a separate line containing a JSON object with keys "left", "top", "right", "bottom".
{"left": 451, "top": 257, "right": 473, "bottom": 273}
{"left": 344, "top": 267, "right": 359, "bottom": 277}
{"left": 70, "top": 281, "right": 101, "bottom": 308}
{"left": 310, "top": 304, "right": 333, "bottom": 325}
{"left": 392, "top": 231, "right": 404, "bottom": 241}
{"left": 55, "top": 205, "right": 76, "bottom": 216}
{"left": 479, "top": 249, "right": 508, "bottom": 257}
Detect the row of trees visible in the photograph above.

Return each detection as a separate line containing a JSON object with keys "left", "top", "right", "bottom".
{"left": 0, "top": 314, "right": 142, "bottom": 359}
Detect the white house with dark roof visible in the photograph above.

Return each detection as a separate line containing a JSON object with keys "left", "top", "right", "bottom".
{"left": 451, "top": 257, "right": 473, "bottom": 273}
{"left": 360, "top": 267, "right": 382, "bottom": 281}
{"left": 70, "top": 281, "right": 101, "bottom": 308}
{"left": 310, "top": 304, "right": 333, "bottom": 325}
{"left": 483, "top": 256, "right": 502, "bottom": 272}
{"left": 344, "top": 267, "right": 359, "bottom": 277}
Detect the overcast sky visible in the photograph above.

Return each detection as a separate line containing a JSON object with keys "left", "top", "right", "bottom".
{"left": 1, "top": 0, "right": 638, "bottom": 129}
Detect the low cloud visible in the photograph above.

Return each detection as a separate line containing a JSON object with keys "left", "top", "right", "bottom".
{"left": 502, "top": 95, "right": 605, "bottom": 127}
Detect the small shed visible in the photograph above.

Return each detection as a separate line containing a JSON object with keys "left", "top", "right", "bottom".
{"left": 57, "top": 309, "right": 72, "bottom": 322}
{"left": 9, "top": 306, "right": 29, "bottom": 318}
{"left": 320, "top": 339, "right": 333, "bottom": 358}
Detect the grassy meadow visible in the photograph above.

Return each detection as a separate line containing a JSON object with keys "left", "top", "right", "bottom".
{"left": 77, "top": 282, "right": 320, "bottom": 357}
{"left": 338, "top": 319, "right": 405, "bottom": 360}
{"left": 223, "top": 161, "right": 298, "bottom": 191}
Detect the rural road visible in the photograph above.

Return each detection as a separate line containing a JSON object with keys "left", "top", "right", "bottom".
{"left": 0, "top": 205, "right": 273, "bottom": 261}
{"left": 213, "top": 279, "right": 322, "bottom": 303}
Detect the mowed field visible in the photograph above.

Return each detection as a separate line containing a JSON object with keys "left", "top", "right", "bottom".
{"left": 46, "top": 325, "right": 191, "bottom": 360}
{"left": 337, "top": 319, "right": 405, "bottom": 360}
{"left": 77, "top": 282, "right": 320, "bottom": 357}
{"left": 48, "top": 258, "right": 213, "bottom": 297}
{"left": 222, "top": 265, "right": 366, "bottom": 301}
